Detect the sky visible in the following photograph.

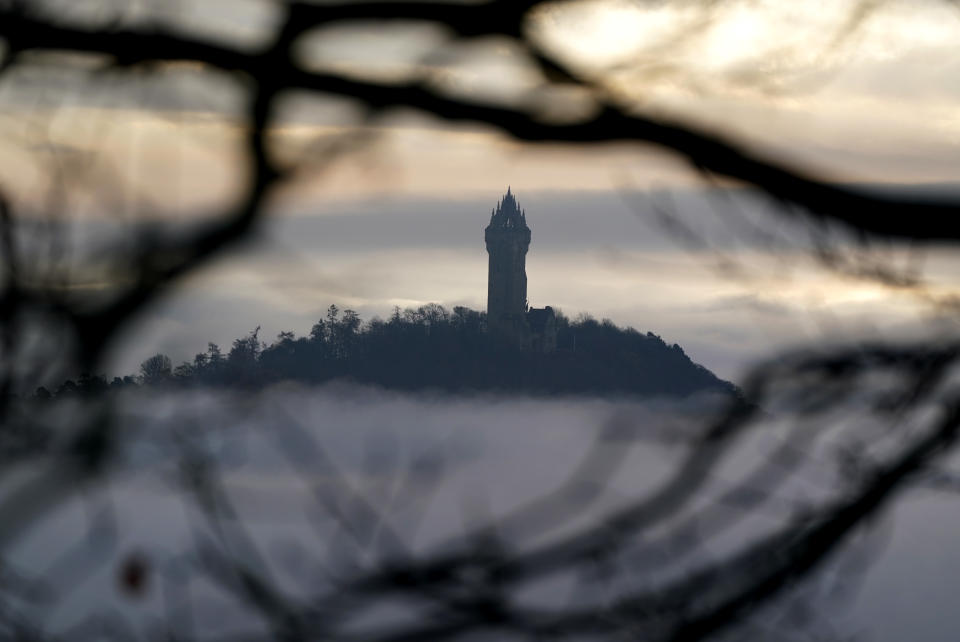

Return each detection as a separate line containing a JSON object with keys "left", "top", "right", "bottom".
{"left": 1, "top": 0, "right": 960, "bottom": 380}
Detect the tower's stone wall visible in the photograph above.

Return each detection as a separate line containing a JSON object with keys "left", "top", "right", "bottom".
{"left": 485, "top": 227, "right": 529, "bottom": 320}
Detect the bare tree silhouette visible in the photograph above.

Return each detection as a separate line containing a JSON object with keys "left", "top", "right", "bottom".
{"left": 0, "top": 1, "right": 958, "bottom": 641}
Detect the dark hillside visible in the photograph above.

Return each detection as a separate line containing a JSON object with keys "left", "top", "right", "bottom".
{"left": 49, "top": 305, "right": 737, "bottom": 400}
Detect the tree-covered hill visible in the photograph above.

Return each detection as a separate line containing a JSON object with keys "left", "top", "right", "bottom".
{"left": 45, "top": 305, "right": 738, "bottom": 399}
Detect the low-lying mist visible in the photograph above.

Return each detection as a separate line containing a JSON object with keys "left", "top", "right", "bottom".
{"left": 4, "top": 385, "right": 959, "bottom": 641}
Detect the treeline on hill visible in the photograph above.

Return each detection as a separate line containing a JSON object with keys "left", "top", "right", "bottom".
{"left": 40, "top": 305, "right": 736, "bottom": 399}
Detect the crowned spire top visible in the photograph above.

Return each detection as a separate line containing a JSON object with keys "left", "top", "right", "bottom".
{"left": 487, "top": 186, "right": 528, "bottom": 230}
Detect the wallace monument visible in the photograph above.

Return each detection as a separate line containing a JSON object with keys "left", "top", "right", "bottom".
{"left": 73, "top": 187, "right": 733, "bottom": 398}
{"left": 484, "top": 187, "right": 558, "bottom": 352}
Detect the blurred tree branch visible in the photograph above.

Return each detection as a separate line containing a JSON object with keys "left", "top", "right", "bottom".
{"left": 0, "top": 1, "right": 959, "bottom": 641}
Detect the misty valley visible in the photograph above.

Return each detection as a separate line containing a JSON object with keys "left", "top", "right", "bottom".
{"left": 11, "top": 382, "right": 957, "bottom": 642}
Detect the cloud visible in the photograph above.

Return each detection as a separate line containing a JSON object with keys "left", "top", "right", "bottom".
{"left": 701, "top": 293, "right": 795, "bottom": 317}
{"left": 6, "top": 0, "right": 960, "bottom": 210}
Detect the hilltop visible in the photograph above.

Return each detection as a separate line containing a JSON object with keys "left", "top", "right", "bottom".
{"left": 46, "top": 304, "right": 738, "bottom": 400}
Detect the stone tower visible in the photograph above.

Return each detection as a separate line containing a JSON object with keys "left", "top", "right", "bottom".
{"left": 485, "top": 187, "right": 531, "bottom": 344}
